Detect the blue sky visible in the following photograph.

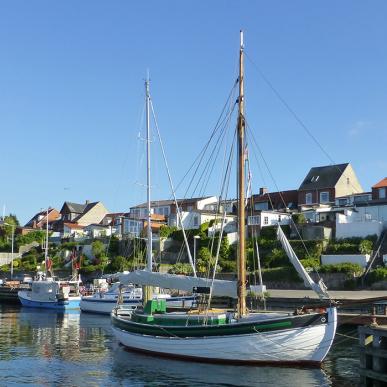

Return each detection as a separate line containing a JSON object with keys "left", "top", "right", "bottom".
{"left": 1, "top": 1, "right": 386, "bottom": 224}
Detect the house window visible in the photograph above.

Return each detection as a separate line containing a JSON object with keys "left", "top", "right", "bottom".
{"left": 354, "top": 195, "right": 369, "bottom": 204}
{"left": 305, "top": 193, "right": 312, "bottom": 205}
{"left": 311, "top": 176, "right": 320, "bottom": 182}
{"left": 379, "top": 188, "right": 386, "bottom": 199}
{"left": 187, "top": 206, "right": 193, "bottom": 212}
{"left": 154, "top": 206, "right": 170, "bottom": 216}
{"left": 193, "top": 216, "right": 199, "bottom": 227}
{"left": 248, "top": 215, "right": 260, "bottom": 225}
{"left": 254, "top": 202, "right": 268, "bottom": 211}
{"left": 320, "top": 192, "right": 329, "bottom": 204}
{"left": 338, "top": 198, "right": 348, "bottom": 206}
{"left": 264, "top": 216, "right": 268, "bottom": 225}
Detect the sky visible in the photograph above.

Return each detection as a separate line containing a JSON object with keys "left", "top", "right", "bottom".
{"left": 1, "top": 1, "right": 387, "bottom": 225}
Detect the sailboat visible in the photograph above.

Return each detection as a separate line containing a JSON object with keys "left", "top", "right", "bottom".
{"left": 18, "top": 208, "right": 82, "bottom": 310}
{"left": 111, "top": 32, "right": 337, "bottom": 366}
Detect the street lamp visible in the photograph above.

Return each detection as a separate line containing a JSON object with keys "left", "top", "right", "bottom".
{"left": 193, "top": 235, "right": 201, "bottom": 270}
{"left": 1, "top": 221, "right": 15, "bottom": 280}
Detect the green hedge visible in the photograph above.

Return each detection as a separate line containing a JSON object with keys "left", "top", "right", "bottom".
{"left": 167, "top": 263, "right": 193, "bottom": 275}
{"left": 259, "top": 225, "right": 291, "bottom": 240}
{"left": 366, "top": 267, "right": 387, "bottom": 285}
{"left": 326, "top": 235, "right": 377, "bottom": 255}
{"left": 319, "top": 263, "right": 363, "bottom": 276}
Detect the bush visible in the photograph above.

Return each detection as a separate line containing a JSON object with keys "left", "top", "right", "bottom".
{"left": 168, "top": 263, "right": 193, "bottom": 275}
{"left": 92, "top": 240, "right": 106, "bottom": 259}
{"left": 12, "top": 259, "right": 21, "bottom": 269}
{"left": 326, "top": 235, "right": 376, "bottom": 255}
{"left": 366, "top": 267, "right": 387, "bottom": 285}
{"left": 359, "top": 239, "right": 373, "bottom": 255}
{"left": 219, "top": 259, "right": 236, "bottom": 273}
{"left": 159, "top": 225, "right": 178, "bottom": 239}
{"left": 264, "top": 248, "right": 289, "bottom": 268}
{"left": 292, "top": 213, "right": 306, "bottom": 225}
{"left": 106, "top": 255, "right": 128, "bottom": 273}
{"left": 289, "top": 240, "right": 324, "bottom": 260}
{"left": 325, "top": 242, "right": 359, "bottom": 255}
{"left": 300, "top": 257, "right": 320, "bottom": 269}
{"left": 16, "top": 230, "right": 46, "bottom": 248}
{"left": 60, "top": 242, "right": 79, "bottom": 251}
{"left": 319, "top": 263, "right": 363, "bottom": 276}
{"left": 107, "top": 235, "right": 120, "bottom": 256}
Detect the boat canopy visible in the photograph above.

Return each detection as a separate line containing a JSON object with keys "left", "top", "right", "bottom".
{"left": 118, "top": 271, "right": 238, "bottom": 299}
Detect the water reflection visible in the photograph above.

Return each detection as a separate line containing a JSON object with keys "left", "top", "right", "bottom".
{"left": 111, "top": 343, "right": 332, "bottom": 386}
{"left": 0, "top": 304, "right": 359, "bottom": 386}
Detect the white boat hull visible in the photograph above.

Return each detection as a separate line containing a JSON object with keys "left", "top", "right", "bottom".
{"left": 112, "top": 307, "right": 337, "bottom": 365}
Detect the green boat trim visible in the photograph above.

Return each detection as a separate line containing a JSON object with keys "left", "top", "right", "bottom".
{"left": 112, "top": 310, "right": 328, "bottom": 338}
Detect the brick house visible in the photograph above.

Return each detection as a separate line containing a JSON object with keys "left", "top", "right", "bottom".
{"left": 24, "top": 208, "right": 61, "bottom": 230}
{"left": 249, "top": 187, "right": 298, "bottom": 212}
{"left": 54, "top": 200, "right": 109, "bottom": 233}
{"left": 298, "top": 163, "right": 363, "bottom": 208}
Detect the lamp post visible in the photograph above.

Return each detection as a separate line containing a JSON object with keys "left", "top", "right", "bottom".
{"left": 193, "top": 235, "right": 200, "bottom": 270}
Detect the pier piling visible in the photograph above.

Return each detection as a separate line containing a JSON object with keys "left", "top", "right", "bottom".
{"left": 358, "top": 325, "right": 387, "bottom": 386}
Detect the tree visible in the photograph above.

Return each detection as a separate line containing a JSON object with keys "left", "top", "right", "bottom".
{"left": 108, "top": 255, "right": 128, "bottom": 272}
{"left": 92, "top": 240, "right": 106, "bottom": 260}
{"left": 219, "top": 237, "right": 230, "bottom": 261}
{"left": 1, "top": 215, "right": 18, "bottom": 239}
{"left": 107, "top": 235, "right": 120, "bottom": 257}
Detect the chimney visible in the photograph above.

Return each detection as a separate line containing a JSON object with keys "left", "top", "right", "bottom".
{"left": 85, "top": 200, "right": 90, "bottom": 205}
{"left": 259, "top": 187, "right": 268, "bottom": 195}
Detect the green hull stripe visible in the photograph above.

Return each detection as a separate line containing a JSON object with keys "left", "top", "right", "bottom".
{"left": 112, "top": 313, "right": 325, "bottom": 338}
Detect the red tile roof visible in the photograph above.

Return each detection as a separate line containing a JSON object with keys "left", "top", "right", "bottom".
{"left": 372, "top": 178, "right": 387, "bottom": 188}
{"left": 63, "top": 222, "right": 84, "bottom": 230}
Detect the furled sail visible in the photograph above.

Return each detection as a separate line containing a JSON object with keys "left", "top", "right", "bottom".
{"left": 277, "top": 226, "right": 330, "bottom": 300}
{"left": 118, "top": 270, "right": 238, "bottom": 299}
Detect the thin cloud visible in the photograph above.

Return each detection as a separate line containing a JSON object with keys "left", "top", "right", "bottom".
{"left": 347, "top": 120, "right": 372, "bottom": 137}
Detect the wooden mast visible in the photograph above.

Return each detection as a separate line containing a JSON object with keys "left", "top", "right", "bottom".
{"left": 237, "top": 30, "right": 247, "bottom": 317}
{"left": 143, "top": 75, "right": 153, "bottom": 305}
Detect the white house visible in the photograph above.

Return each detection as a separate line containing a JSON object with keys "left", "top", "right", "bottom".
{"left": 62, "top": 223, "right": 85, "bottom": 239}
{"left": 247, "top": 211, "right": 292, "bottom": 228}
{"left": 169, "top": 210, "right": 235, "bottom": 231}
{"left": 84, "top": 224, "right": 112, "bottom": 238}
{"left": 336, "top": 208, "right": 385, "bottom": 239}
{"left": 130, "top": 196, "right": 218, "bottom": 220}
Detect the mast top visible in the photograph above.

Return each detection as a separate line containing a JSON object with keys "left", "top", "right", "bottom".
{"left": 240, "top": 30, "right": 244, "bottom": 50}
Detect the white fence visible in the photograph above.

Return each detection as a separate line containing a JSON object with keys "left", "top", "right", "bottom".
{"left": 336, "top": 220, "right": 383, "bottom": 239}
{"left": 321, "top": 254, "right": 370, "bottom": 268}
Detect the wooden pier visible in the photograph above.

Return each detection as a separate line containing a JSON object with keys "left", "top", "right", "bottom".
{"left": 359, "top": 325, "right": 387, "bottom": 386}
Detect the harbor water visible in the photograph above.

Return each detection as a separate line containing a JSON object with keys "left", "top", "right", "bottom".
{"left": 0, "top": 304, "right": 359, "bottom": 386}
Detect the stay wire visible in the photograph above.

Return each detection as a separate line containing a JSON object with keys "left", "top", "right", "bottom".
{"left": 245, "top": 52, "right": 364, "bottom": 199}
{"left": 174, "top": 80, "right": 239, "bottom": 197}
{"left": 246, "top": 122, "right": 327, "bottom": 286}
